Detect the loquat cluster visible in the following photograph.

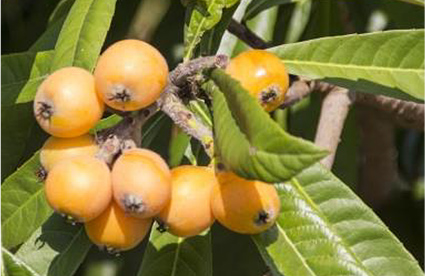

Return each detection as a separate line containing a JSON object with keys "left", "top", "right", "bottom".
{"left": 34, "top": 41, "right": 283, "bottom": 252}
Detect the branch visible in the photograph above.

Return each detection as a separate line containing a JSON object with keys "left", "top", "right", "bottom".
{"left": 355, "top": 93, "right": 424, "bottom": 130}
{"left": 314, "top": 88, "right": 354, "bottom": 169}
{"left": 158, "top": 56, "right": 228, "bottom": 158}
{"left": 280, "top": 79, "right": 424, "bottom": 131}
{"left": 227, "top": 19, "right": 270, "bottom": 49}
{"left": 357, "top": 105, "right": 400, "bottom": 208}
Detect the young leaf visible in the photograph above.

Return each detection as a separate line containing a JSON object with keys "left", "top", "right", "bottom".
{"left": 1, "top": 51, "right": 54, "bottom": 105}
{"left": 1, "top": 153, "right": 53, "bottom": 250}
{"left": 200, "top": 4, "right": 238, "bottom": 56}
{"left": 50, "top": 0, "right": 117, "bottom": 71}
{"left": 252, "top": 163, "right": 423, "bottom": 276}
{"left": 270, "top": 30, "right": 425, "bottom": 101}
{"left": 184, "top": 0, "right": 239, "bottom": 60}
{"left": 15, "top": 214, "right": 92, "bottom": 276}
{"left": 210, "top": 69, "right": 327, "bottom": 183}
{"left": 137, "top": 224, "right": 212, "bottom": 276}
{"left": 2, "top": 248, "right": 37, "bottom": 276}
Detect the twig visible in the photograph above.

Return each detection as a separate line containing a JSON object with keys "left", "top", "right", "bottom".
{"left": 227, "top": 19, "right": 270, "bottom": 49}
{"left": 158, "top": 56, "right": 228, "bottom": 157}
{"left": 314, "top": 88, "right": 354, "bottom": 169}
{"left": 279, "top": 80, "right": 313, "bottom": 109}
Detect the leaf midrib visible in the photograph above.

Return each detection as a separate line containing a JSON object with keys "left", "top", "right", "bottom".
{"left": 1, "top": 187, "right": 48, "bottom": 232}
{"left": 283, "top": 59, "right": 424, "bottom": 74}
{"left": 2, "top": 247, "right": 41, "bottom": 276}
{"left": 289, "top": 177, "right": 375, "bottom": 276}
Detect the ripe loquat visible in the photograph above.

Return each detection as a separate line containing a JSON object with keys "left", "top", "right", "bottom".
{"left": 44, "top": 156, "right": 112, "bottom": 222}
{"left": 94, "top": 39, "right": 169, "bottom": 111}
{"left": 40, "top": 134, "right": 99, "bottom": 172}
{"left": 157, "top": 165, "right": 216, "bottom": 237}
{"left": 85, "top": 201, "right": 152, "bottom": 252}
{"left": 211, "top": 171, "right": 280, "bottom": 234}
{"left": 112, "top": 148, "right": 171, "bottom": 218}
{"left": 225, "top": 50, "right": 289, "bottom": 112}
{"left": 34, "top": 67, "right": 104, "bottom": 137}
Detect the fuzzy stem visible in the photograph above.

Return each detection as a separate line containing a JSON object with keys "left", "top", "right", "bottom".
{"left": 314, "top": 88, "right": 354, "bottom": 169}
{"left": 95, "top": 104, "right": 158, "bottom": 166}
{"left": 157, "top": 55, "right": 229, "bottom": 158}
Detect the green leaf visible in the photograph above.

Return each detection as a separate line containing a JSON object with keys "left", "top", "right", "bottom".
{"left": 216, "top": 0, "right": 254, "bottom": 57}
{"left": 29, "top": 0, "right": 76, "bottom": 52}
{"left": 244, "top": 0, "right": 299, "bottom": 20}
{"left": 90, "top": 114, "right": 122, "bottom": 133}
{"left": 50, "top": 0, "right": 117, "bottom": 71}
{"left": 270, "top": 30, "right": 425, "bottom": 101}
{"left": 1, "top": 51, "right": 54, "bottom": 105}
{"left": 200, "top": 4, "right": 238, "bottom": 56}
{"left": 169, "top": 126, "right": 191, "bottom": 168}
{"left": 210, "top": 69, "right": 327, "bottom": 183}
{"left": 29, "top": 18, "right": 67, "bottom": 53}
{"left": 184, "top": 0, "right": 239, "bottom": 60}
{"left": 398, "top": 0, "right": 424, "bottom": 6}
{"left": 137, "top": 224, "right": 212, "bottom": 276}
{"left": 284, "top": 0, "right": 312, "bottom": 43}
{"left": 1, "top": 104, "right": 36, "bottom": 180}
{"left": 48, "top": 0, "right": 76, "bottom": 26}
{"left": 1, "top": 153, "right": 53, "bottom": 250}
{"left": 2, "top": 248, "right": 36, "bottom": 276}
{"left": 232, "top": 5, "right": 278, "bottom": 54}
{"left": 15, "top": 214, "right": 92, "bottom": 276}
{"left": 252, "top": 163, "right": 423, "bottom": 276}
{"left": 141, "top": 113, "right": 169, "bottom": 148}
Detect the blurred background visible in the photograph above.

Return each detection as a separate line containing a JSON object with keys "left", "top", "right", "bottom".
{"left": 2, "top": 0, "right": 424, "bottom": 275}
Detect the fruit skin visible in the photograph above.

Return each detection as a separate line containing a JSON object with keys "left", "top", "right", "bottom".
{"left": 112, "top": 148, "right": 171, "bottom": 218}
{"left": 157, "top": 165, "right": 216, "bottom": 237}
{"left": 40, "top": 134, "right": 99, "bottom": 172}
{"left": 211, "top": 171, "right": 281, "bottom": 234}
{"left": 34, "top": 67, "right": 104, "bottom": 138}
{"left": 94, "top": 39, "right": 169, "bottom": 111}
{"left": 85, "top": 201, "right": 152, "bottom": 252}
{"left": 225, "top": 50, "right": 289, "bottom": 112}
{"left": 45, "top": 156, "right": 112, "bottom": 222}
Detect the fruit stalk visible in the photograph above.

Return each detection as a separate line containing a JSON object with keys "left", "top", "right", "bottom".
{"left": 96, "top": 104, "right": 158, "bottom": 166}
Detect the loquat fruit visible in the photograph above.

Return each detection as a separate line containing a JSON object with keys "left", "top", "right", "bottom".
{"left": 157, "top": 165, "right": 216, "bottom": 237}
{"left": 94, "top": 39, "right": 169, "bottom": 111}
{"left": 112, "top": 148, "right": 171, "bottom": 218}
{"left": 211, "top": 171, "right": 280, "bottom": 234}
{"left": 85, "top": 201, "right": 152, "bottom": 252}
{"left": 40, "top": 134, "right": 99, "bottom": 172}
{"left": 34, "top": 67, "right": 104, "bottom": 137}
{"left": 225, "top": 50, "right": 289, "bottom": 112}
{"left": 44, "top": 156, "right": 112, "bottom": 222}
